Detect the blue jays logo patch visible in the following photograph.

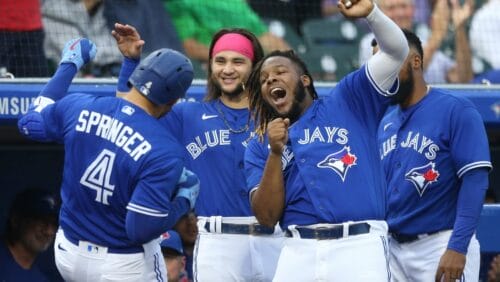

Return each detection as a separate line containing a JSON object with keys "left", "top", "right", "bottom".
{"left": 405, "top": 162, "right": 439, "bottom": 196}
{"left": 317, "top": 146, "right": 357, "bottom": 182}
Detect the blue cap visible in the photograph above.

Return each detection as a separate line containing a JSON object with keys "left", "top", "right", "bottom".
{"left": 10, "top": 188, "right": 59, "bottom": 220}
{"left": 128, "top": 48, "right": 194, "bottom": 105}
{"left": 160, "top": 230, "right": 184, "bottom": 255}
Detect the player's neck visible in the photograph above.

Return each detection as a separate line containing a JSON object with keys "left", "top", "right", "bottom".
{"left": 219, "top": 92, "right": 248, "bottom": 109}
{"left": 7, "top": 241, "right": 37, "bottom": 269}
{"left": 122, "top": 89, "right": 159, "bottom": 117}
{"left": 401, "top": 80, "right": 428, "bottom": 108}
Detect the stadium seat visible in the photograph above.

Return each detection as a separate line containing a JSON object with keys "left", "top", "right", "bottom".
{"left": 299, "top": 18, "right": 362, "bottom": 82}
{"left": 300, "top": 45, "right": 359, "bottom": 82}
{"left": 265, "top": 18, "right": 307, "bottom": 54}
{"left": 300, "top": 18, "right": 363, "bottom": 47}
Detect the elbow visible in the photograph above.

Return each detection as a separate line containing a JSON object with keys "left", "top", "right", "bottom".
{"left": 250, "top": 187, "right": 283, "bottom": 228}
{"left": 252, "top": 206, "right": 280, "bottom": 228}
{"left": 125, "top": 211, "right": 162, "bottom": 244}
{"left": 126, "top": 221, "right": 156, "bottom": 244}
{"left": 17, "top": 112, "right": 50, "bottom": 141}
{"left": 257, "top": 217, "right": 279, "bottom": 229}
{"left": 126, "top": 225, "right": 152, "bottom": 244}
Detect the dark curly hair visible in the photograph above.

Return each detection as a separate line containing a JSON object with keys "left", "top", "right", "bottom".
{"left": 246, "top": 50, "right": 318, "bottom": 139}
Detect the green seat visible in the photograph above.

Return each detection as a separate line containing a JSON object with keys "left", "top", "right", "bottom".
{"left": 301, "top": 45, "right": 359, "bottom": 82}
{"left": 264, "top": 18, "right": 307, "bottom": 54}
{"left": 300, "top": 18, "right": 363, "bottom": 48}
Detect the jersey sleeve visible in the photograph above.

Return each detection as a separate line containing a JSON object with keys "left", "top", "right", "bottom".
{"left": 450, "top": 103, "right": 492, "bottom": 177}
{"left": 43, "top": 94, "right": 87, "bottom": 141}
{"left": 244, "top": 137, "right": 269, "bottom": 196}
{"left": 19, "top": 94, "right": 86, "bottom": 143}
{"left": 331, "top": 65, "right": 394, "bottom": 131}
{"left": 127, "top": 153, "right": 185, "bottom": 217}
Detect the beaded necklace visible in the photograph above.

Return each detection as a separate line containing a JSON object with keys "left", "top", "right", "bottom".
{"left": 214, "top": 99, "right": 250, "bottom": 134}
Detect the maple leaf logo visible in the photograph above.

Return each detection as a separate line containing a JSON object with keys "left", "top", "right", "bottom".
{"left": 317, "top": 146, "right": 357, "bottom": 182}
{"left": 405, "top": 162, "right": 440, "bottom": 197}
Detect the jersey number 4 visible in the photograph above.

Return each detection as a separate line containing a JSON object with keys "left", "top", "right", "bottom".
{"left": 80, "top": 149, "right": 116, "bottom": 205}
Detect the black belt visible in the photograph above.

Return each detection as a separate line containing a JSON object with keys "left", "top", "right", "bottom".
{"left": 285, "top": 222, "right": 371, "bottom": 240}
{"left": 390, "top": 231, "right": 440, "bottom": 244}
{"left": 204, "top": 222, "right": 275, "bottom": 235}
{"left": 64, "top": 232, "right": 144, "bottom": 254}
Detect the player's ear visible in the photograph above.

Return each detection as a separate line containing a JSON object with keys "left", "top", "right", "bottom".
{"left": 300, "top": 75, "right": 311, "bottom": 87}
{"left": 412, "top": 53, "right": 422, "bottom": 70}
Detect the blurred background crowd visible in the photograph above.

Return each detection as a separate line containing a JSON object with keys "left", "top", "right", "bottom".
{"left": 0, "top": 0, "right": 499, "bottom": 83}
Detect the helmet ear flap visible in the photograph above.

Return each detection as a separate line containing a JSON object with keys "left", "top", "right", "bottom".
{"left": 128, "top": 48, "right": 194, "bottom": 105}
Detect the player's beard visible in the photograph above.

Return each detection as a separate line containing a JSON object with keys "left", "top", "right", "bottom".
{"left": 391, "top": 64, "right": 414, "bottom": 105}
{"left": 270, "top": 81, "right": 307, "bottom": 123}
{"left": 214, "top": 79, "right": 245, "bottom": 98}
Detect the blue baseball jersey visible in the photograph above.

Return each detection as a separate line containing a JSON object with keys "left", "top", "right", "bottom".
{"left": 245, "top": 66, "right": 393, "bottom": 229}
{"left": 28, "top": 93, "right": 185, "bottom": 249}
{"left": 161, "top": 99, "right": 253, "bottom": 216}
{"left": 378, "top": 88, "right": 492, "bottom": 234}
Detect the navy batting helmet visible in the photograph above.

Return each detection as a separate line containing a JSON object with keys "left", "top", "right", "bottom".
{"left": 128, "top": 48, "right": 194, "bottom": 105}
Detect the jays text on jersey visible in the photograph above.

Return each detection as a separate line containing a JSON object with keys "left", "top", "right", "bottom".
{"left": 245, "top": 65, "right": 394, "bottom": 229}
{"left": 378, "top": 87, "right": 492, "bottom": 235}
{"left": 161, "top": 99, "right": 254, "bottom": 216}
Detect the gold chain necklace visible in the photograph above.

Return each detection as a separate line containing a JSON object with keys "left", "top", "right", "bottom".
{"left": 214, "top": 100, "right": 250, "bottom": 134}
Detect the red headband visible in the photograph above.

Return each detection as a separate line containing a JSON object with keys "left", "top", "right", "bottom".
{"left": 211, "top": 33, "right": 254, "bottom": 61}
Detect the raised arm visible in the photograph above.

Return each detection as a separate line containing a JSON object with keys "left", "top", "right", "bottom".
{"left": 18, "top": 38, "right": 96, "bottom": 142}
{"left": 423, "top": 0, "right": 449, "bottom": 71}
{"left": 111, "top": 23, "right": 145, "bottom": 97}
{"left": 447, "top": 0, "right": 474, "bottom": 83}
{"left": 359, "top": 2, "right": 409, "bottom": 93}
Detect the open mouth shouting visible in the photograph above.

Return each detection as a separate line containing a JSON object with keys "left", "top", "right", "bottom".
{"left": 270, "top": 87, "right": 288, "bottom": 107}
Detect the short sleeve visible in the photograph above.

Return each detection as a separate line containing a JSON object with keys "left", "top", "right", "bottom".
{"left": 450, "top": 104, "right": 492, "bottom": 177}
{"left": 244, "top": 137, "right": 269, "bottom": 193}
{"left": 127, "top": 154, "right": 185, "bottom": 217}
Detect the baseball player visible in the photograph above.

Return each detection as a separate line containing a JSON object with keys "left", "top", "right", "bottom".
{"left": 244, "top": 0, "right": 409, "bottom": 280}
{"left": 17, "top": 37, "right": 200, "bottom": 281}
{"left": 376, "top": 30, "right": 492, "bottom": 281}
{"left": 113, "top": 24, "right": 284, "bottom": 281}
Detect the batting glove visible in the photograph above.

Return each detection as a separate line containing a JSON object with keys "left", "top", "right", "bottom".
{"left": 60, "top": 38, "right": 97, "bottom": 70}
{"left": 175, "top": 168, "right": 200, "bottom": 210}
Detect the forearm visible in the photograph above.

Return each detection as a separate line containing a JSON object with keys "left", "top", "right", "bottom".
{"left": 453, "top": 25, "right": 473, "bottom": 82}
{"left": 366, "top": 5, "right": 408, "bottom": 62}
{"left": 424, "top": 0, "right": 449, "bottom": 70}
{"left": 252, "top": 152, "right": 285, "bottom": 228}
{"left": 365, "top": 5, "right": 409, "bottom": 92}
{"left": 448, "top": 168, "right": 489, "bottom": 254}
{"left": 258, "top": 32, "right": 291, "bottom": 53}
{"left": 423, "top": 33, "right": 446, "bottom": 70}
{"left": 183, "top": 39, "right": 209, "bottom": 62}
{"left": 116, "top": 57, "right": 140, "bottom": 97}
{"left": 18, "top": 64, "right": 78, "bottom": 141}
{"left": 39, "top": 64, "right": 78, "bottom": 102}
